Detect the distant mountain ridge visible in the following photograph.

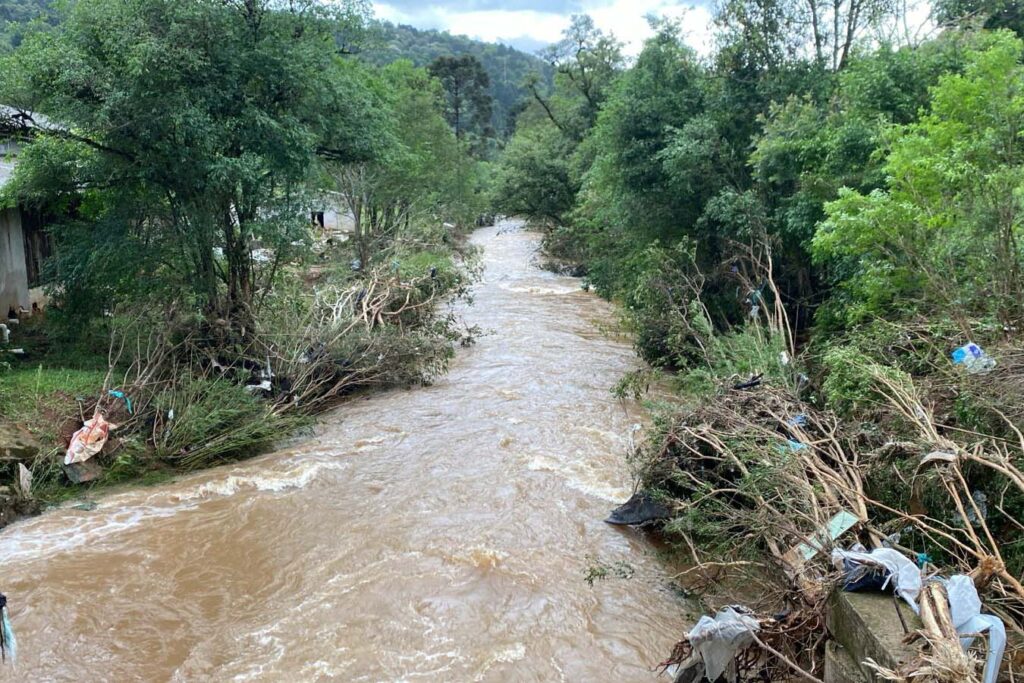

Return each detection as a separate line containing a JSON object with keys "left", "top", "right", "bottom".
{"left": 361, "top": 21, "right": 553, "bottom": 138}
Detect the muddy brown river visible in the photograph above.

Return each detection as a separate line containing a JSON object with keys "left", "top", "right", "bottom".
{"left": 0, "top": 220, "right": 688, "bottom": 681}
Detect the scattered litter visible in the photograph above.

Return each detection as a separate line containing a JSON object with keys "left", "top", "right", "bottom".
{"left": 9, "top": 349, "right": 24, "bottom": 356}
{"left": 16, "top": 464, "right": 31, "bottom": 498}
{"left": 0, "top": 593, "right": 14, "bottom": 665}
{"left": 786, "top": 414, "right": 807, "bottom": 427}
{"left": 0, "top": 324, "right": 8, "bottom": 344}
{"left": 260, "top": 355, "right": 274, "bottom": 381}
{"left": 64, "top": 413, "right": 112, "bottom": 465}
{"left": 244, "top": 380, "right": 272, "bottom": 394}
{"left": 686, "top": 607, "right": 761, "bottom": 681}
{"left": 785, "top": 510, "right": 859, "bottom": 565}
{"left": 955, "top": 489, "right": 988, "bottom": 527}
{"left": 71, "top": 501, "right": 98, "bottom": 511}
{"left": 832, "top": 547, "right": 922, "bottom": 608}
{"left": 732, "top": 374, "right": 763, "bottom": 390}
{"left": 779, "top": 351, "right": 791, "bottom": 366}
{"left": 945, "top": 574, "right": 1005, "bottom": 683}
{"left": 167, "top": 409, "right": 175, "bottom": 421}
{"left": 779, "top": 439, "right": 807, "bottom": 452}
{"left": 107, "top": 389, "right": 133, "bottom": 414}
{"left": 951, "top": 342, "right": 996, "bottom": 374}
{"left": 606, "top": 491, "right": 671, "bottom": 526}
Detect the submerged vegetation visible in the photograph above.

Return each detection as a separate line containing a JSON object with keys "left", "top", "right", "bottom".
{"left": 495, "top": 1, "right": 1024, "bottom": 680}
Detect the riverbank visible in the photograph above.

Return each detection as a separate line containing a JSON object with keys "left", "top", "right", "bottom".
{"left": 0, "top": 232, "right": 476, "bottom": 530}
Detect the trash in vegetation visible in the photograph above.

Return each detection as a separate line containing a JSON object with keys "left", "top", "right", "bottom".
{"left": 777, "top": 438, "right": 807, "bottom": 453}
{"left": 244, "top": 380, "right": 272, "bottom": 395}
{"left": 677, "top": 606, "right": 761, "bottom": 682}
{"left": 606, "top": 491, "right": 671, "bottom": 526}
{"left": 64, "top": 413, "right": 112, "bottom": 465}
{"left": 779, "top": 350, "right": 790, "bottom": 366}
{"left": 0, "top": 593, "right": 15, "bottom": 665}
{"left": 107, "top": 389, "right": 133, "bottom": 414}
{"left": 0, "top": 324, "right": 8, "bottom": 344}
{"left": 732, "top": 373, "right": 763, "bottom": 390}
{"left": 955, "top": 489, "right": 988, "bottom": 527}
{"left": 951, "top": 342, "right": 996, "bottom": 374}
{"left": 16, "top": 464, "right": 31, "bottom": 498}
{"left": 833, "top": 547, "right": 922, "bottom": 608}
{"left": 945, "top": 574, "right": 1006, "bottom": 683}
{"left": 784, "top": 510, "right": 860, "bottom": 565}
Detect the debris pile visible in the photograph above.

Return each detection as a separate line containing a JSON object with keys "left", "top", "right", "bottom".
{"left": 623, "top": 373, "right": 1024, "bottom": 682}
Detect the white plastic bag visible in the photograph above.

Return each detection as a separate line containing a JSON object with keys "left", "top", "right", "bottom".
{"left": 945, "top": 575, "right": 1005, "bottom": 683}
{"left": 64, "top": 413, "right": 112, "bottom": 465}
{"left": 687, "top": 607, "right": 761, "bottom": 681}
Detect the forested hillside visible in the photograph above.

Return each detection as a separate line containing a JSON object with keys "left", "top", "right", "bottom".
{"left": 361, "top": 21, "right": 551, "bottom": 138}
{"left": 0, "top": 0, "right": 55, "bottom": 51}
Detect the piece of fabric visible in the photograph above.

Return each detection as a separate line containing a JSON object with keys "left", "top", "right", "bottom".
{"left": 832, "top": 548, "right": 922, "bottom": 609}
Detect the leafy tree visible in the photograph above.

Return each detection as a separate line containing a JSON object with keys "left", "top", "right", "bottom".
{"left": 428, "top": 54, "right": 493, "bottom": 143}
{"left": 0, "top": 0, "right": 384, "bottom": 323}
{"left": 528, "top": 14, "right": 623, "bottom": 141}
{"left": 332, "top": 60, "right": 478, "bottom": 268}
{"left": 814, "top": 32, "right": 1024, "bottom": 326}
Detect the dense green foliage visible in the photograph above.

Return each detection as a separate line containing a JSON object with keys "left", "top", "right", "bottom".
{"left": 360, "top": 21, "right": 552, "bottom": 139}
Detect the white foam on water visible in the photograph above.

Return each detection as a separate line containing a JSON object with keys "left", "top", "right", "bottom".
{"left": 0, "top": 459, "right": 346, "bottom": 564}
{"left": 173, "top": 459, "right": 347, "bottom": 501}
{"left": 525, "top": 452, "right": 632, "bottom": 502}
{"left": 473, "top": 643, "right": 527, "bottom": 681}
{"left": 497, "top": 280, "right": 581, "bottom": 296}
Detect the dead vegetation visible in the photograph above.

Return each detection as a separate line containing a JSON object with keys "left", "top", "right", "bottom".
{"left": 634, "top": 246, "right": 1024, "bottom": 682}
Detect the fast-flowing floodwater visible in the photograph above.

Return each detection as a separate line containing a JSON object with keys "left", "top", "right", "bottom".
{"left": 0, "top": 220, "right": 688, "bottom": 681}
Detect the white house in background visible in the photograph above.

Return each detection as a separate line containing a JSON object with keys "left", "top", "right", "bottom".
{"left": 0, "top": 123, "right": 51, "bottom": 317}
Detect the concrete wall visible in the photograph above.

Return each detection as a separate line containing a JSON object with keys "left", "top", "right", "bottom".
{"left": 0, "top": 206, "right": 29, "bottom": 316}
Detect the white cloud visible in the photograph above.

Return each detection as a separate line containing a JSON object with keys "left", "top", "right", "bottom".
{"left": 372, "top": 1, "right": 716, "bottom": 56}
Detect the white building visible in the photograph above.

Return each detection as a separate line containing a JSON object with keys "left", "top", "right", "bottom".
{"left": 0, "top": 132, "right": 50, "bottom": 317}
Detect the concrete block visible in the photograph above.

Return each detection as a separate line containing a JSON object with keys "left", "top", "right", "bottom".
{"left": 825, "top": 640, "right": 867, "bottom": 682}
{"left": 827, "top": 589, "right": 922, "bottom": 682}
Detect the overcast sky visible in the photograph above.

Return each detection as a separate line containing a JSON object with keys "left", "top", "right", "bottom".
{"left": 371, "top": 0, "right": 717, "bottom": 56}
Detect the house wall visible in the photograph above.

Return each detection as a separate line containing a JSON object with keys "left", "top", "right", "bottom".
{"left": 0, "top": 206, "right": 29, "bottom": 315}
